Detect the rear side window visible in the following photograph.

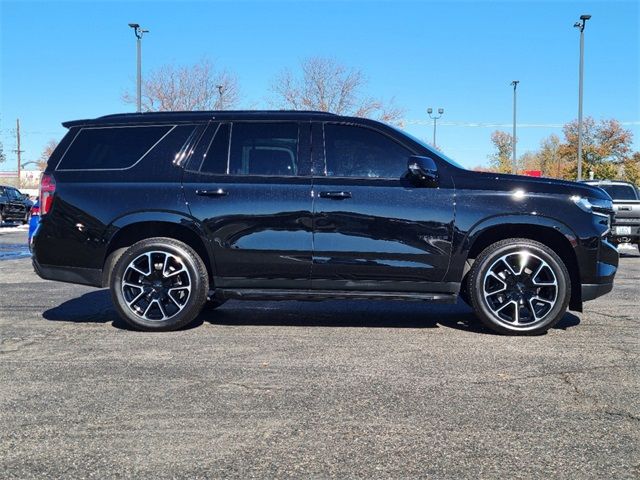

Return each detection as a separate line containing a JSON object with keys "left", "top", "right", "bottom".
{"left": 193, "top": 123, "right": 231, "bottom": 175}
{"left": 57, "top": 125, "right": 172, "bottom": 170}
{"left": 323, "top": 123, "right": 412, "bottom": 179}
{"left": 229, "top": 123, "right": 299, "bottom": 176}
{"left": 599, "top": 184, "right": 638, "bottom": 201}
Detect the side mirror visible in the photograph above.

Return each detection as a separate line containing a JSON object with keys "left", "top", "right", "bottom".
{"left": 407, "top": 155, "right": 438, "bottom": 187}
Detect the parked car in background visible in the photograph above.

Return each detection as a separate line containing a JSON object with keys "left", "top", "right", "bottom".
{"left": 32, "top": 111, "right": 618, "bottom": 335}
{"left": 0, "top": 185, "right": 31, "bottom": 224}
{"left": 583, "top": 180, "right": 640, "bottom": 251}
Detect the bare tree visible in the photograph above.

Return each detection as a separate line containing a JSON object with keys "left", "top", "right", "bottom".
{"left": 270, "top": 57, "right": 404, "bottom": 126}
{"left": 123, "top": 59, "right": 240, "bottom": 112}
{"left": 38, "top": 139, "right": 58, "bottom": 170}
{"left": 0, "top": 140, "right": 5, "bottom": 165}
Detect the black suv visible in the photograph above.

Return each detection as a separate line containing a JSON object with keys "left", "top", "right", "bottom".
{"left": 0, "top": 184, "right": 30, "bottom": 224}
{"left": 32, "top": 111, "right": 618, "bottom": 334}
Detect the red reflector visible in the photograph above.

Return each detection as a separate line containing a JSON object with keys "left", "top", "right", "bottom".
{"left": 39, "top": 173, "right": 56, "bottom": 215}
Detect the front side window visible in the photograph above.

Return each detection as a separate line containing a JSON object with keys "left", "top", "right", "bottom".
{"left": 229, "top": 123, "right": 299, "bottom": 176}
{"left": 323, "top": 123, "right": 412, "bottom": 179}
{"left": 57, "top": 125, "right": 172, "bottom": 170}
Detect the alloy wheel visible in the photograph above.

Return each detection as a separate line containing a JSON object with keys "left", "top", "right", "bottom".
{"left": 482, "top": 250, "right": 558, "bottom": 327}
{"left": 121, "top": 250, "right": 192, "bottom": 321}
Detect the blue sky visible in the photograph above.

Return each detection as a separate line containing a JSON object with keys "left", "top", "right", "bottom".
{"left": 1, "top": 0, "right": 639, "bottom": 170}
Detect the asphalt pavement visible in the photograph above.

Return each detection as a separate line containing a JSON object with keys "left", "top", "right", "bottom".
{"left": 1, "top": 224, "right": 638, "bottom": 479}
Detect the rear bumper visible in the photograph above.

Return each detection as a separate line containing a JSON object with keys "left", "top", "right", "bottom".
{"left": 581, "top": 282, "right": 614, "bottom": 301}
{"left": 32, "top": 258, "right": 102, "bottom": 288}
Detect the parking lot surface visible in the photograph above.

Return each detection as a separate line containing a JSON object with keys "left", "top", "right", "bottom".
{"left": 1, "top": 225, "right": 638, "bottom": 479}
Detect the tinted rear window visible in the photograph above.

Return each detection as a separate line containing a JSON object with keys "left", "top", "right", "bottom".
{"left": 57, "top": 125, "right": 172, "bottom": 170}
{"left": 599, "top": 184, "right": 638, "bottom": 201}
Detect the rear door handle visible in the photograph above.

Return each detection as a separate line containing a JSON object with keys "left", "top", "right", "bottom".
{"left": 196, "top": 188, "right": 228, "bottom": 197}
{"left": 319, "top": 191, "right": 352, "bottom": 200}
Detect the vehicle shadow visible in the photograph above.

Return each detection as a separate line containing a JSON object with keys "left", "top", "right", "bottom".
{"left": 42, "top": 289, "right": 581, "bottom": 335}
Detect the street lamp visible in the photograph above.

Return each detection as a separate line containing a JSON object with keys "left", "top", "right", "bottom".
{"left": 510, "top": 80, "right": 519, "bottom": 174}
{"left": 427, "top": 107, "right": 444, "bottom": 147}
{"left": 574, "top": 14, "right": 591, "bottom": 180}
{"left": 128, "top": 23, "right": 149, "bottom": 113}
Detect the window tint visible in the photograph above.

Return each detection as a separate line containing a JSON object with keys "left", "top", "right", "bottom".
{"left": 6, "top": 188, "right": 22, "bottom": 200}
{"left": 57, "top": 125, "right": 172, "bottom": 170}
{"left": 229, "top": 123, "right": 299, "bottom": 176}
{"left": 198, "top": 123, "right": 230, "bottom": 174}
{"left": 600, "top": 184, "right": 638, "bottom": 201}
{"left": 323, "top": 124, "right": 412, "bottom": 179}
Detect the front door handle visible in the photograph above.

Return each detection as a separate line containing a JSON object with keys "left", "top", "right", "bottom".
{"left": 319, "top": 191, "right": 352, "bottom": 200}
{"left": 196, "top": 188, "right": 228, "bottom": 197}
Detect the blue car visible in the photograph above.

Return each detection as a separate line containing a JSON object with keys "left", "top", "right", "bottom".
{"left": 28, "top": 201, "right": 40, "bottom": 246}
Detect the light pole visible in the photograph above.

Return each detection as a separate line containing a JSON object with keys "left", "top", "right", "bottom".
{"left": 128, "top": 23, "right": 149, "bottom": 113}
{"left": 427, "top": 107, "right": 444, "bottom": 147}
{"left": 574, "top": 14, "right": 591, "bottom": 180}
{"left": 510, "top": 80, "right": 519, "bottom": 174}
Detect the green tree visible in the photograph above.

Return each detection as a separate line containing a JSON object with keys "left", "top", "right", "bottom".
{"left": 488, "top": 130, "right": 514, "bottom": 173}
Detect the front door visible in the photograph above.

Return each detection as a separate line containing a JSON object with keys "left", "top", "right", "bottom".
{"left": 311, "top": 122, "right": 455, "bottom": 293}
{"left": 183, "top": 121, "right": 313, "bottom": 289}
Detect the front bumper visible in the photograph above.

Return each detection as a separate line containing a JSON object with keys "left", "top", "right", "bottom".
{"left": 579, "top": 237, "right": 618, "bottom": 303}
{"left": 609, "top": 224, "right": 640, "bottom": 242}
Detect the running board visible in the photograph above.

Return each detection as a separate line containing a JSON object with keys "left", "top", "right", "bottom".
{"left": 212, "top": 289, "right": 458, "bottom": 303}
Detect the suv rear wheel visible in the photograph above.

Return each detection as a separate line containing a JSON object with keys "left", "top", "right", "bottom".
{"left": 110, "top": 237, "right": 208, "bottom": 331}
{"left": 468, "top": 238, "right": 570, "bottom": 335}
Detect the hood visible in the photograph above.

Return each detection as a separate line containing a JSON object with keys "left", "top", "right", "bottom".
{"left": 456, "top": 170, "right": 611, "bottom": 200}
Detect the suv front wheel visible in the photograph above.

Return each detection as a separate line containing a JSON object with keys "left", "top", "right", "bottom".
{"left": 468, "top": 238, "right": 571, "bottom": 335}
{"left": 110, "top": 237, "right": 209, "bottom": 331}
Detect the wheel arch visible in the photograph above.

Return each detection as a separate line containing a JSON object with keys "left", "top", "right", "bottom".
{"left": 463, "top": 216, "right": 582, "bottom": 311}
{"left": 102, "top": 213, "right": 213, "bottom": 288}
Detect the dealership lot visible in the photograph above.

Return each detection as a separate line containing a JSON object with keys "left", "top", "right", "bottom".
{"left": 0, "top": 226, "right": 638, "bottom": 479}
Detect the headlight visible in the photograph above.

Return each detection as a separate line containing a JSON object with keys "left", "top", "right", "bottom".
{"left": 570, "top": 196, "right": 613, "bottom": 213}
{"left": 571, "top": 196, "right": 612, "bottom": 236}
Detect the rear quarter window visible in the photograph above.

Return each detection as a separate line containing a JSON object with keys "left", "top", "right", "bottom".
{"left": 56, "top": 125, "right": 173, "bottom": 170}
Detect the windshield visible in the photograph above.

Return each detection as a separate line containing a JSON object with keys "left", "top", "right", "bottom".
{"left": 6, "top": 188, "right": 22, "bottom": 201}
{"left": 389, "top": 125, "right": 466, "bottom": 169}
{"left": 599, "top": 184, "right": 638, "bottom": 201}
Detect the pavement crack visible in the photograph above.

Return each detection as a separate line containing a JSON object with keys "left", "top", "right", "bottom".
{"left": 603, "top": 410, "right": 640, "bottom": 422}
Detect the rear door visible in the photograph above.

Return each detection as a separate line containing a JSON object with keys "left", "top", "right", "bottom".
{"left": 311, "top": 122, "right": 455, "bottom": 293}
{"left": 183, "top": 121, "right": 314, "bottom": 290}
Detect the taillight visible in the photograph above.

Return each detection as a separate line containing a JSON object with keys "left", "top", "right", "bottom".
{"left": 40, "top": 173, "right": 56, "bottom": 215}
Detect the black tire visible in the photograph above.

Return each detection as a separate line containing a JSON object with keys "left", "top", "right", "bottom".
{"left": 202, "top": 298, "right": 228, "bottom": 310}
{"left": 110, "top": 237, "right": 208, "bottom": 331}
{"left": 467, "top": 238, "right": 571, "bottom": 335}
{"left": 23, "top": 212, "right": 30, "bottom": 225}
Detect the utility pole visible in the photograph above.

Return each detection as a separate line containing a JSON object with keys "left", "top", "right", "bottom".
{"left": 427, "top": 107, "right": 444, "bottom": 148}
{"left": 216, "top": 84, "right": 224, "bottom": 109}
{"left": 510, "top": 80, "right": 519, "bottom": 174}
{"left": 128, "top": 23, "right": 149, "bottom": 113}
{"left": 14, "top": 118, "right": 23, "bottom": 186}
{"left": 574, "top": 14, "right": 591, "bottom": 181}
